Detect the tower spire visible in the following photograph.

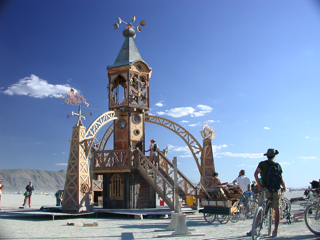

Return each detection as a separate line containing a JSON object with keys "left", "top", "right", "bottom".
{"left": 107, "top": 16, "right": 148, "bottom": 70}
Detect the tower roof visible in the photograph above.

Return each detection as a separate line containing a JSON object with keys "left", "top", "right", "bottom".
{"left": 107, "top": 28, "right": 149, "bottom": 70}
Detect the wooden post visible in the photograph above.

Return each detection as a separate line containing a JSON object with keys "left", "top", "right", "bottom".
{"left": 173, "top": 157, "right": 180, "bottom": 213}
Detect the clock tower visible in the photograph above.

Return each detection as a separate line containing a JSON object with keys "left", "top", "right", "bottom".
{"left": 107, "top": 25, "right": 152, "bottom": 152}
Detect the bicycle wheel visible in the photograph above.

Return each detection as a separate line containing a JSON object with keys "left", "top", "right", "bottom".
{"left": 229, "top": 212, "right": 240, "bottom": 223}
{"left": 281, "top": 197, "right": 291, "bottom": 213}
{"left": 246, "top": 199, "right": 258, "bottom": 218}
{"left": 252, "top": 206, "right": 264, "bottom": 240}
{"left": 305, "top": 203, "right": 320, "bottom": 235}
{"left": 217, "top": 214, "right": 229, "bottom": 224}
{"left": 267, "top": 207, "right": 272, "bottom": 236}
{"left": 203, "top": 213, "right": 216, "bottom": 224}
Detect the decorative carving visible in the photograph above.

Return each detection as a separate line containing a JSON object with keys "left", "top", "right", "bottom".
{"left": 200, "top": 123, "right": 215, "bottom": 139}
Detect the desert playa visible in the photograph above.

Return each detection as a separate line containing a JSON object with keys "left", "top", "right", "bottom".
{"left": 0, "top": 191, "right": 319, "bottom": 240}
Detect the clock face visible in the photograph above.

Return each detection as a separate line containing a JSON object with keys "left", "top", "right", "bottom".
{"left": 117, "top": 119, "right": 126, "bottom": 129}
{"left": 132, "top": 114, "right": 141, "bottom": 124}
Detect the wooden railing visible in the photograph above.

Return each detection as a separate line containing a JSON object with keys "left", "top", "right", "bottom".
{"left": 158, "top": 152, "right": 197, "bottom": 197}
{"left": 93, "top": 150, "right": 136, "bottom": 172}
{"left": 135, "top": 149, "right": 174, "bottom": 210}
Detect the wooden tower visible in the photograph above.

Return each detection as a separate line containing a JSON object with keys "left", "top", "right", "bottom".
{"left": 101, "top": 22, "right": 155, "bottom": 209}
{"left": 62, "top": 108, "right": 93, "bottom": 212}
{"left": 200, "top": 124, "right": 216, "bottom": 188}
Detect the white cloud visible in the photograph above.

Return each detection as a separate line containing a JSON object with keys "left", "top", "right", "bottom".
{"left": 180, "top": 120, "right": 189, "bottom": 123}
{"left": 188, "top": 123, "right": 201, "bottom": 127}
{"left": 216, "top": 152, "right": 264, "bottom": 159}
{"left": 297, "top": 156, "right": 317, "bottom": 160}
{"left": 3, "top": 74, "right": 74, "bottom": 98}
{"left": 167, "top": 144, "right": 192, "bottom": 158}
{"left": 279, "top": 162, "right": 292, "bottom": 165}
{"left": 157, "top": 111, "right": 167, "bottom": 116}
{"left": 155, "top": 101, "right": 164, "bottom": 107}
{"left": 212, "top": 144, "right": 228, "bottom": 153}
{"left": 156, "top": 104, "right": 212, "bottom": 118}
{"left": 264, "top": 127, "right": 270, "bottom": 130}
{"left": 305, "top": 136, "right": 310, "bottom": 139}
{"left": 207, "top": 120, "right": 220, "bottom": 123}
{"left": 197, "top": 104, "right": 212, "bottom": 112}
{"left": 56, "top": 163, "right": 68, "bottom": 166}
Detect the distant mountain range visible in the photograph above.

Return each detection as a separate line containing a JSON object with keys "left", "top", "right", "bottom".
{"left": 0, "top": 169, "right": 66, "bottom": 193}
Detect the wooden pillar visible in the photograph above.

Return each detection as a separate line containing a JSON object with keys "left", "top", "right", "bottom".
{"left": 201, "top": 138, "right": 215, "bottom": 188}
{"left": 62, "top": 125, "right": 93, "bottom": 212}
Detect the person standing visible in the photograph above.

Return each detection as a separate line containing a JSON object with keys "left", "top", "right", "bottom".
{"left": 145, "top": 139, "right": 159, "bottom": 166}
{"left": 23, "top": 181, "right": 34, "bottom": 208}
{"left": 0, "top": 179, "right": 3, "bottom": 210}
{"left": 248, "top": 148, "right": 286, "bottom": 238}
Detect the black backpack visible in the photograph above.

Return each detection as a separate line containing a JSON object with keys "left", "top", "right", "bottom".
{"left": 265, "top": 161, "right": 282, "bottom": 192}
{"left": 153, "top": 143, "right": 158, "bottom": 152}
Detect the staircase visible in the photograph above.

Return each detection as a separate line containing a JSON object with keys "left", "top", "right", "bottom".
{"left": 158, "top": 152, "right": 197, "bottom": 201}
{"left": 135, "top": 149, "right": 197, "bottom": 210}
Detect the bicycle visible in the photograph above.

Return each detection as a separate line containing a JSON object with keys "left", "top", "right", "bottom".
{"left": 238, "top": 191, "right": 258, "bottom": 220}
{"left": 251, "top": 188, "right": 276, "bottom": 240}
{"left": 304, "top": 194, "right": 320, "bottom": 235}
{"left": 280, "top": 195, "right": 291, "bottom": 223}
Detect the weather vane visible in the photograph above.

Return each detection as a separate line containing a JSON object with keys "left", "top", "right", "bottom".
{"left": 61, "top": 88, "right": 93, "bottom": 126}
{"left": 113, "top": 16, "right": 146, "bottom": 34}
{"left": 61, "top": 88, "right": 89, "bottom": 107}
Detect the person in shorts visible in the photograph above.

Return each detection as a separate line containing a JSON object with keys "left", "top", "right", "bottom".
{"left": 247, "top": 148, "right": 286, "bottom": 238}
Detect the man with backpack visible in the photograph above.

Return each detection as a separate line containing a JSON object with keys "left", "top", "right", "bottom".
{"left": 145, "top": 139, "right": 159, "bottom": 167}
{"left": 248, "top": 148, "right": 286, "bottom": 237}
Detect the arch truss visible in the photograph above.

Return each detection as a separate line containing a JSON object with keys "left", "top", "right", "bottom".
{"left": 145, "top": 115, "right": 203, "bottom": 174}
{"left": 84, "top": 111, "right": 118, "bottom": 156}
{"left": 89, "top": 113, "right": 204, "bottom": 175}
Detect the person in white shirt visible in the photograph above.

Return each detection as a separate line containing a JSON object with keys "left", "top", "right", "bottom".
{"left": 233, "top": 170, "right": 251, "bottom": 208}
{"left": 232, "top": 169, "right": 251, "bottom": 192}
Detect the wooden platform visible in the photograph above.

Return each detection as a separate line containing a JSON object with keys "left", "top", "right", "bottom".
{"left": 2, "top": 205, "right": 196, "bottom": 221}
{"left": 3, "top": 207, "right": 94, "bottom": 221}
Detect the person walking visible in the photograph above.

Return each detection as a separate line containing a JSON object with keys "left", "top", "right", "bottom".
{"left": 23, "top": 181, "right": 34, "bottom": 208}
{"left": 0, "top": 179, "right": 3, "bottom": 210}
{"left": 247, "top": 148, "right": 286, "bottom": 238}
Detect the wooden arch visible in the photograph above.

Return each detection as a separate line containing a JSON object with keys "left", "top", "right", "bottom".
{"left": 96, "top": 114, "right": 203, "bottom": 174}
{"left": 84, "top": 111, "right": 118, "bottom": 155}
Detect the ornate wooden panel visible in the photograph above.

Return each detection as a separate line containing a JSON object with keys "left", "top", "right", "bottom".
{"left": 93, "top": 150, "right": 134, "bottom": 172}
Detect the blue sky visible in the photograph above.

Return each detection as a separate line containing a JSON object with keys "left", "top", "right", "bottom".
{"left": 1, "top": 0, "right": 320, "bottom": 188}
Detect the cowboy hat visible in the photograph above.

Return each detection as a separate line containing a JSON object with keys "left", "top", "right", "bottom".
{"left": 264, "top": 148, "right": 279, "bottom": 157}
